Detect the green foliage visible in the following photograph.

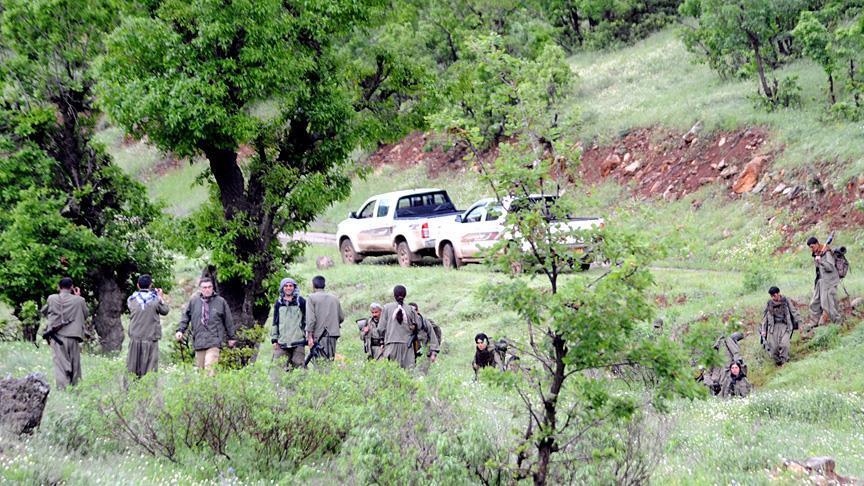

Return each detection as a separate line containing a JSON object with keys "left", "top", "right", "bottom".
{"left": 97, "top": 0, "right": 435, "bottom": 326}
{"left": 543, "top": 0, "right": 683, "bottom": 50}
{"left": 60, "top": 359, "right": 497, "bottom": 483}
{"left": 0, "top": 0, "right": 173, "bottom": 339}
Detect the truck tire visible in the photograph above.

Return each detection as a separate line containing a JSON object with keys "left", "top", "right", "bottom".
{"left": 340, "top": 238, "right": 363, "bottom": 264}
{"left": 441, "top": 242, "right": 459, "bottom": 269}
{"left": 396, "top": 241, "right": 416, "bottom": 268}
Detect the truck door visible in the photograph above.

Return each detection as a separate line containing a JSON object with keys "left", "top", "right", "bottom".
{"left": 362, "top": 198, "right": 393, "bottom": 251}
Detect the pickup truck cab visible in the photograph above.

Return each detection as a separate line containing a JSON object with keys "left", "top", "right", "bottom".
{"left": 433, "top": 195, "right": 604, "bottom": 269}
{"left": 337, "top": 188, "right": 460, "bottom": 267}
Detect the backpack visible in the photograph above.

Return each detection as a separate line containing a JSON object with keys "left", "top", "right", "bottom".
{"left": 834, "top": 247, "right": 849, "bottom": 279}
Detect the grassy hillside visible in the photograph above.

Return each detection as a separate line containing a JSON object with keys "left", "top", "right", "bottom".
{"left": 3, "top": 245, "right": 864, "bottom": 483}
{"left": 570, "top": 29, "right": 864, "bottom": 181}
{"left": 8, "top": 24, "right": 862, "bottom": 484}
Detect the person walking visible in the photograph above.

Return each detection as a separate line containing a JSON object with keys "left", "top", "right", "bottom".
{"left": 305, "top": 275, "right": 344, "bottom": 361}
{"left": 41, "top": 277, "right": 88, "bottom": 390}
{"left": 126, "top": 274, "right": 169, "bottom": 377}
{"left": 175, "top": 278, "right": 236, "bottom": 375}
{"left": 270, "top": 278, "right": 306, "bottom": 370}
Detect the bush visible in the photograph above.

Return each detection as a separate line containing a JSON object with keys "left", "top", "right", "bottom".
{"left": 741, "top": 263, "right": 775, "bottom": 294}
{"left": 804, "top": 324, "right": 842, "bottom": 353}
{"left": 68, "top": 360, "right": 498, "bottom": 483}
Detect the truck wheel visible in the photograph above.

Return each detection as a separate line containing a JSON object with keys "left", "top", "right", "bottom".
{"left": 340, "top": 239, "right": 363, "bottom": 264}
{"left": 396, "top": 241, "right": 415, "bottom": 268}
{"left": 441, "top": 243, "right": 459, "bottom": 269}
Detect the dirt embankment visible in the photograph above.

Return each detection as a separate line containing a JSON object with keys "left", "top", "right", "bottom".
{"left": 368, "top": 128, "right": 864, "bottom": 235}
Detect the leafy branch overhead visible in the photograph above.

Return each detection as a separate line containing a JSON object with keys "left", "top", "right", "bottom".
{"left": 97, "top": 0, "right": 436, "bottom": 327}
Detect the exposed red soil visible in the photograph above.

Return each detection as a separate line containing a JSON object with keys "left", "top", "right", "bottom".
{"left": 579, "top": 127, "right": 772, "bottom": 201}
{"left": 360, "top": 128, "right": 864, "bottom": 236}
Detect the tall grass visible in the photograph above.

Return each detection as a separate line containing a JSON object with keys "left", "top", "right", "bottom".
{"left": 569, "top": 29, "right": 864, "bottom": 182}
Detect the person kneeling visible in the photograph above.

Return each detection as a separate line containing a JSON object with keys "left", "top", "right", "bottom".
{"left": 720, "top": 362, "right": 752, "bottom": 398}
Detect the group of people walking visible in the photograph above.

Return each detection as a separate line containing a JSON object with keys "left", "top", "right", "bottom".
{"left": 37, "top": 234, "right": 851, "bottom": 395}
{"left": 699, "top": 235, "right": 848, "bottom": 398}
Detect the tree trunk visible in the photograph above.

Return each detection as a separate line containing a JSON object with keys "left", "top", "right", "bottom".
{"left": 851, "top": 60, "right": 860, "bottom": 108}
{"left": 828, "top": 72, "right": 836, "bottom": 106}
{"left": 747, "top": 31, "right": 775, "bottom": 101}
{"left": 93, "top": 274, "right": 126, "bottom": 353}
{"left": 533, "top": 333, "right": 567, "bottom": 486}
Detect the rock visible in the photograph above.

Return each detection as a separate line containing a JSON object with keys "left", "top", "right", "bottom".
{"left": 732, "top": 156, "right": 768, "bottom": 194}
{"left": 683, "top": 121, "right": 703, "bottom": 143}
{"left": 652, "top": 318, "right": 664, "bottom": 330}
{"left": 722, "top": 228, "right": 732, "bottom": 239}
{"left": 851, "top": 297, "right": 864, "bottom": 310}
{"left": 717, "top": 159, "right": 727, "bottom": 170}
{"left": 787, "top": 186, "right": 802, "bottom": 200}
{"left": 623, "top": 152, "right": 631, "bottom": 164}
{"left": 718, "top": 136, "right": 726, "bottom": 147}
{"left": 316, "top": 256, "right": 335, "bottom": 270}
{"left": 781, "top": 457, "right": 858, "bottom": 484}
{"left": 751, "top": 179, "right": 767, "bottom": 194}
{"left": 804, "top": 457, "right": 837, "bottom": 477}
{"left": 601, "top": 153, "right": 621, "bottom": 176}
{"left": 773, "top": 183, "right": 787, "bottom": 195}
{"left": 719, "top": 166, "right": 738, "bottom": 179}
{"left": 623, "top": 161, "right": 642, "bottom": 174}
{"left": 0, "top": 373, "right": 50, "bottom": 435}
{"left": 782, "top": 187, "right": 794, "bottom": 196}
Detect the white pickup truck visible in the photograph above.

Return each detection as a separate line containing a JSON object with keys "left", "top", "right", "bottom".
{"left": 336, "top": 188, "right": 461, "bottom": 267}
{"left": 432, "top": 195, "right": 604, "bottom": 269}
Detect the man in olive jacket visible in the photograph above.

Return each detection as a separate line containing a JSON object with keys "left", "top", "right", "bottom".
{"left": 175, "top": 278, "right": 236, "bottom": 375}
{"left": 760, "top": 286, "right": 800, "bottom": 366}
{"left": 805, "top": 236, "right": 841, "bottom": 336}
{"left": 41, "top": 277, "right": 89, "bottom": 390}
{"left": 305, "top": 275, "right": 344, "bottom": 361}
{"left": 271, "top": 277, "right": 306, "bottom": 369}
{"left": 126, "top": 274, "right": 170, "bottom": 377}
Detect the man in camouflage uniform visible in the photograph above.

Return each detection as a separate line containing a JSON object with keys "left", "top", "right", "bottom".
{"left": 805, "top": 236, "right": 841, "bottom": 337}
{"left": 408, "top": 302, "right": 440, "bottom": 366}
{"left": 761, "top": 286, "right": 800, "bottom": 366}
{"left": 41, "top": 277, "right": 89, "bottom": 390}
{"left": 358, "top": 303, "right": 384, "bottom": 360}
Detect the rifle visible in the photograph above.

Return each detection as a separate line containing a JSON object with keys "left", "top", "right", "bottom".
{"left": 304, "top": 329, "right": 329, "bottom": 367}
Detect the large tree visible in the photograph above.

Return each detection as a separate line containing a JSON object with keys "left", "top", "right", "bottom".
{"left": 432, "top": 33, "right": 699, "bottom": 485}
{"left": 97, "top": 0, "right": 433, "bottom": 328}
{"left": 0, "top": 0, "right": 171, "bottom": 351}
{"left": 680, "top": 0, "right": 821, "bottom": 103}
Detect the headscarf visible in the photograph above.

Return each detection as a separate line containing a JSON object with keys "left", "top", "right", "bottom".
{"left": 279, "top": 277, "right": 300, "bottom": 304}
{"left": 130, "top": 289, "right": 158, "bottom": 310}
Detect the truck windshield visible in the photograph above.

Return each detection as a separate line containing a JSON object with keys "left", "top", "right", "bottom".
{"left": 395, "top": 191, "right": 456, "bottom": 218}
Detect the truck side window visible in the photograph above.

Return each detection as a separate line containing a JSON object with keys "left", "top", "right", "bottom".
{"left": 486, "top": 205, "right": 504, "bottom": 221}
{"left": 464, "top": 206, "right": 485, "bottom": 223}
{"left": 358, "top": 201, "right": 375, "bottom": 219}
{"left": 376, "top": 200, "right": 389, "bottom": 217}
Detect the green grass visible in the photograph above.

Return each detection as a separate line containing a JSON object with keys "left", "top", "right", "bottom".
{"left": 95, "top": 126, "right": 209, "bottom": 217}
{"left": 570, "top": 28, "right": 864, "bottom": 182}
{"left": 4, "top": 244, "right": 864, "bottom": 483}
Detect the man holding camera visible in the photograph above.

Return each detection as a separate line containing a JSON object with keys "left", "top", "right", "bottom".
{"left": 41, "top": 277, "right": 88, "bottom": 390}
{"left": 126, "top": 274, "right": 170, "bottom": 377}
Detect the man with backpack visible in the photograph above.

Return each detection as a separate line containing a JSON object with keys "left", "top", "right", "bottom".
{"left": 805, "top": 236, "right": 844, "bottom": 337}
{"left": 408, "top": 302, "right": 440, "bottom": 366}
{"left": 761, "top": 286, "right": 800, "bottom": 366}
